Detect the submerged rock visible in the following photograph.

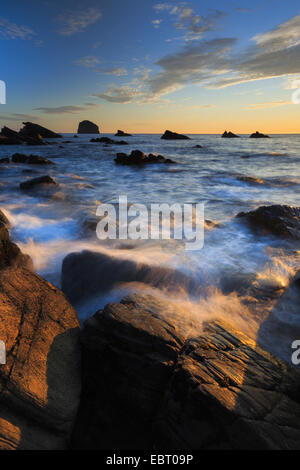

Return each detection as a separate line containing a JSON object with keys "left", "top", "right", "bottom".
{"left": 115, "top": 130, "right": 132, "bottom": 137}
{"left": 237, "top": 205, "right": 300, "bottom": 239}
{"left": 0, "top": 158, "right": 9, "bottom": 164}
{"left": 90, "top": 137, "right": 128, "bottom": 145}
{"left": 161, "top": 130, "right": 190, "bottom": 140}
{"left": 19, "top": 122, "right": 61, "bottom": 139}
{"left": 250, "top": 131, "right": 270, "bottom": 138}
{"left": 237, "top": 175, "right": 265, "bottom": 185}
{"left": 222, "top": 130, "right": 240, "bottom": 138}
{"left": 72, "top": 294, "right": 300, "bottom": 449}
{"left": 0, "top": 218, "right": 33, "bottom": 270}
{"left": 0, "top": 267, "right": 81, "bottom": 449}
{"left": 20, "top": 175, "right": 58, "bottom": 190}
{"left": 77, "top": 120, "right": 99, "bottom": 134}
{"left": 115, "top": 150, "right": 176, "bottom": 165}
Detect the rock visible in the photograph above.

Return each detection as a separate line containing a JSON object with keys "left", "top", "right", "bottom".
{"left": 161, "top": 130, "right": 190, "bottom": 140}
{"left": 77, "top": 121, "right": 99, "bottom": 134}
{"left": 222, "top": 131, "right": 240, "bottom": 138}
{"left": 61, "top": 251, "right": 198, "bottom": 304}
{"left": 249, "top": 131, "right": 270, "bottom": 138}
{"left": 74, "top": 135, "right": 78, "bottom": 138}
{"left": 19, "top": 122, "right": 62, "bottom": 139}
{"left": 237, "top": 175, "right": 265, "bottom": 185}
{"left": 236, "top": 205, "right": 300, "bottom": 239}
{"left": 115, "top": 130, "right": 132, "bottom": 137}
{"left": 72, "top": 294, "right": 300, "bottom": 449}
{"left": 12, "top": 154, "right": 54, "bottom": 165}
{"left": 0, "top": 267, "right": 81, "bottom": 449}
{"left": 0, "top": 127, "right": 46, "bottom": 146}
{"left": 115, "top": 150, "right": 176, "bottom": 165}
{"left": 0, "top": 158, "right": 9, "bottom": 164}
{"left": 90, "top": 137, "right": 128, "bottom": 145}
{"left": 0, "top": 135, "right": 23, "bottom": 145}
{"left": 193, "top": 145, "right": 203, "bottom": 148}
{"left": 0, "top": 221, "right": 33, "bottom": 270}
{"left": 20, "top": 175, "right": 58, "bottom": 191}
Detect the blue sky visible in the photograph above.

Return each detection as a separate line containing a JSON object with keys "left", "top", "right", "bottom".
{"left": 1, "top": 0, "right": 300, "bottom": 133}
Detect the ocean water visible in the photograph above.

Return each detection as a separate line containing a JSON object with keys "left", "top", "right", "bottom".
{"left": 0, "top": 133, "right": 300, "bottom": 361}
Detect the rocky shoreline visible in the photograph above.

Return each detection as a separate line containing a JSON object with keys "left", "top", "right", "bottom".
{"left": 0, "top": 202, "right": 299, "bottom": 449}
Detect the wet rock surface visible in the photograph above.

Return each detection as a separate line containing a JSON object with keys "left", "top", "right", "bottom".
{"left": 237, "top": 205, "right": 300, "bottom": 239}
{"left": 72, "top": 294, "right": 300, "bottom": 449}
{"left": 0, "top": 268, "right": 81, "bottom": 449}
{"left": 20, "top": 175, "right": 58, "bottom": 190}
{"left": 115, "top": 150, "right": 176, "bottom": 165}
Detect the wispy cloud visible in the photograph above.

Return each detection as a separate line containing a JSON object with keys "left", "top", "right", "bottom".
{"left": 75, "top": 56, "right": 100, "bottom": 68}
{"left": 57, "top": 8, "right": 102, "bottom": 36}
{"left": 0, "top": 17, "right": 35, "bottom": 40}
{"left": 34, "top": 103, "right": 98, "bottom": 114}
{"left": 246, "top": 101, "right": 291, "bottom": 110}
{"left": 152, "top": 19, "right": 163, "bottom": 29}
{"left": 0, "top": 113, "right": 39, "bottom": 121}
{"left": 91, "top": 86, "right": 143, "bottom": 104}
{"left": 105, "top": 68, "right": 128, "bottom": 76}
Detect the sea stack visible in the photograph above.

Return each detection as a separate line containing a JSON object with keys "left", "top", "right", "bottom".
{"left": 77, "top": 120, "right": 100, "bottom": 134}
{"left": 19, "top": 122, "right": 62, "bottom": 138}
{"left": 115, "top": 130, "right": 132, "bottom": 137}
{"left": 249, "top": 131, "right": 270, "bottom": 138}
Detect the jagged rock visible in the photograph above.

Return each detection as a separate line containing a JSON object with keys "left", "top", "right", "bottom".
{"left": 115, "top": 150, "right": 176, "bottom": 165}
{"left": 237, "top": 205, "right": 300, "bottom": 239}
{"left": 115, "top": 130, "right": 132, "bottom": 137}
{"left": 0, "top": 220, "right": 33, "bottom": 270}
{"left": 20, "top": 175, "right": 58, "bottom": 190}
{"left": 1, "top": 126, "right": 46, "bottom": 146}
{"left": 249, "top": 131, "right": 270, "bottom": 138}
{"left": 0, "top": 135, "right": 23, "bottom": 145}
{"left": 77, "top": 121, "right": 99, "bottom": 134}
{"left": 0, "top": 267, "right": 81, "bottom": 449}
{"left": 161, "top": 130, "right": 190, "bottom": 140}
{"left": 90, "top": 137, "right": 128, "bottom": 145}
{"left": 19, "top": 122, "right": 61, "bottom": 139}
{"left": 12, "top": 154, "right": 54, "bottom": 165}
{"left": 222, "top": 131, "right": 240, "bottom": 138}
{"left": 71, "top": 294, "right": 300, "bottom": 449}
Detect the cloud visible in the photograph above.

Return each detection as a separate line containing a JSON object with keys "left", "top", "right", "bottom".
{"left": 105, "top": 68, "right": 128, "bottom": 76}
{"left": 0, "top": 18, "right": 35, "bottom": 40}
{"left": 246, "top": 101, "right": 291, "bottom": 110}
{"left": 0, "top": 113, "right": 39, "bottom": 121}
{"left": 153, "top": 3, "right": 173, "bottom": 11}
{"left": 34, "top": 104, "right": 98, "bottom": 114}
{"left": 75, "top": 56, "right": 100, "bottom": 68}
{"left": 91, "top": 86, "right": 143, "bottom": 104}
{"left": 152, "top": 19, "right": 163, "bottom": 29}
{"left": 57, "top": 8, "right": 102, "bottom": 36}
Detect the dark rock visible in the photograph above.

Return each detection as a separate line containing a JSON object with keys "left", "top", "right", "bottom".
{"left": 74, "top": 135, "right": 78, "bottom": 138}
{"left": 20, "top": 175, "right": 58, "bottom": 191}
{"left": 72, "top": 294, "right": 300, "bottom": 449}
{"left": 90, "top": 137, "right": 128, "bottom": 145}
{"left": 250, "top": 131, "right": 270, "bottom": 138}
{"left": 0, "top": 267, "right": 81, "bottom": 449}
{"left": 237, "top": 175, "right": 265, "bottom": 185}
{"left": 61, "top": 251, "right": 198, "bottom": 304}
{"left": 77, "top": 121, "right": 99, "bottom": 134}
{"left": 161, "top": 130, "right": 190, "bottom": 140}
{"left": 0, "top": 136, "right": 23, "bottom": 145}
{"left": 12, "top": 153, "right": 54, "bottom": 165}
{"left": 19, "top": 122, "right": 61, "bottom": 139}
{"left": 222, "top": 130, "right": 240, "bottom": 138}
{"left": 0, "top": 221, "right": 33, "bottom": 270}
{"left": 237, "top": 205, "right": 300, "bottom": 239}
{"left": 115, "top": 130, "right": 132, "bottom": 137}
{"left": 115, "top": 150, "right": 176, "bottom": 165}
{"left": 0, "top": 158, "right": 9, "bottom": 164}
{"left": 193, "top": 144, "right": 203, "bottom": 148}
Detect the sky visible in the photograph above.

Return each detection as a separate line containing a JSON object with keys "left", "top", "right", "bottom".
{"left": 1, "top": 0, "right": 300, "bottom": 133}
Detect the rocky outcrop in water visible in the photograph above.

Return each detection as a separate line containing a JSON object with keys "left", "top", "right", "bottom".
{"left": 222, "top": 131, "right": 240, "bottom": 138}
{"left": 161, "top": 130, "right": 190, "bottom": 140}
{"left": 20, "top": 175, "right": 58, "bottom": 190}
{"left": 71, "top": 294, "right": 300, "bottom": 449}
{"left": 77, "top": 121, "right": 99, "bottom": 134}
{"left": 115, "top": 150, "right": 176, "bottom": 165}
{"left": 237, "top": 205, "right": 300, "bottom": 239}
{"left": 0, "top": 267, "right": 81, "bottom": 449}
{"left": 249, "top": 131, "right": 270, "bottom": 138}
{"left": 12, "top": 154, "right": 55, "bottom": 165}
{"left": 115, "top": 130, "right": 132, "bottom": 137}
{"left": 0, "top": 127, "right": 46, "bottom": 146}
{"left": 19, "top": 122, "right": 61, "bottom": 139}
{"left": 90, "top": 137, "right": 128, "bottom": 145}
